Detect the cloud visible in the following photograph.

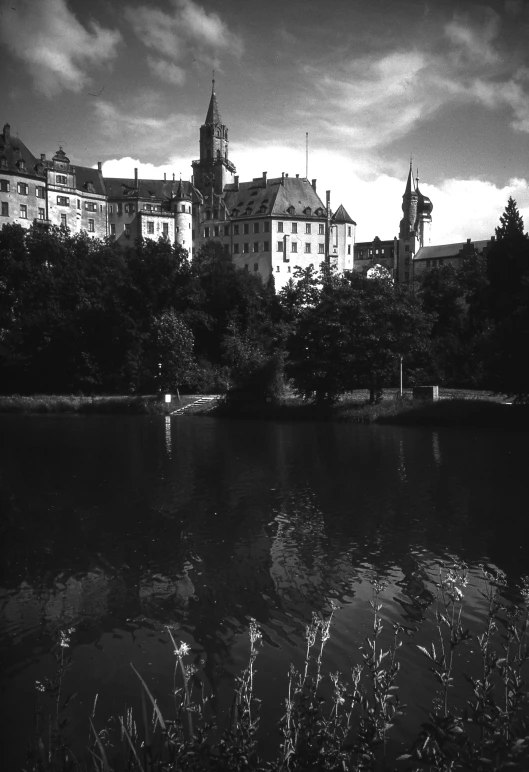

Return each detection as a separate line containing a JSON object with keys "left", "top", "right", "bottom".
{"left": 444, "top": 9, "right": 500, "bottom": 66}
{"left": 0, "top": 0, "right": 121, "bottom": 97}
{"left": 147, "top": 57, "right": 186, "bottom": 86}
{"left": 125, "top": 0, "right": 243, "bottom": 85}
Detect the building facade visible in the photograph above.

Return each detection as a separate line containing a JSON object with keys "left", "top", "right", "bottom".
{"left": 1, "top": 85, "right": 355, "bottom": 289}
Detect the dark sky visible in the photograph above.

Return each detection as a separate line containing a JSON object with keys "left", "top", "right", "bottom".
{"left": 1, "top": 0, "right": 528, "bottom": 241}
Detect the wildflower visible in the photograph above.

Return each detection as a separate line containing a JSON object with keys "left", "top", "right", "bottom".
{"left": 35, "top": 680, "right": 45, "bottom": 692}
{"left": 175, "top": 642, "right": 191, "bottom": 658}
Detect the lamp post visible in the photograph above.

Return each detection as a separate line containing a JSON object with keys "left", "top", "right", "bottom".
{"left": 399, "top": 354, "right": 403, "bottom": 398}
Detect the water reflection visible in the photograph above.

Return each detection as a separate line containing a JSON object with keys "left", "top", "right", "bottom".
{"left": 0, "top": 416, "right": 528, "bottom": 764}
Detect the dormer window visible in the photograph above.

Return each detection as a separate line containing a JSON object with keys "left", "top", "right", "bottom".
{"left": 245, "top": 207, "right": 252, "bottom": 216}
{"left": 56, "top": 174, "right": 67, "bottom": 184}
{"left": 287, "top": 205, "right": 295, "bottom": 215}
{"left": 17, "top": 159, "right": 26, "bottom": 172}
{"left": 231, "top": 208, "right": 239, "bottom": 217}
{"left": 259, "top": 205, "right": 267, "bottom": 213}
{"left": 315, "top": 207, "right": 324, "bottom": 216}
{"left": 85, "top": 181, "right": 95, "bottom": 193}
{"left": 304, "top": 207, "right": 311, "bottom": 216}
{"left": 0, "top": 157, "right": 6, "bottom": 169}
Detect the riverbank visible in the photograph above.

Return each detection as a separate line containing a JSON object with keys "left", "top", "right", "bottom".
{"left": 0, "top": 394, "right": 203, "bottom": 414}
{"left": 1, "top": 390, "right": 526, "bottom": 429}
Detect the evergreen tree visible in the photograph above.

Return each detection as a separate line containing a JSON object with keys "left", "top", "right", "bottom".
{"left": 495, "top": 196, "right": 525, "bottom": 241}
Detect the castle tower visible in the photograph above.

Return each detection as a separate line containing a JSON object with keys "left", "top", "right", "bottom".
{"left": 192, "top": 79, "right": 236, "bottom": 195}
{"left": 398, "top": 161, "right": 419, "bottom": 282}
{"left": 415, "top": 170, "right": 433, "bottom": 249}
{"left": 172, "top": 178, "right": 193, "bottom": 259}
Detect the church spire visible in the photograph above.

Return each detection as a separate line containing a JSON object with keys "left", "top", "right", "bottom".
{"left": 205, "top": 74, "right": 222, "bottom": 125}
{"left": 404, "top": 158, "right": 415, "bottom": 197}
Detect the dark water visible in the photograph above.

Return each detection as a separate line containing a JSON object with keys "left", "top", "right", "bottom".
{"left": 1, "top": 415, "right": 528, "bottom": 765}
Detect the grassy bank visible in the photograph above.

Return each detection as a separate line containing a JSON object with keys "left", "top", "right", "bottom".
{"left": 0, "top": 394, "right": 204, "bottom": 415}
{"left": 213, "top": 390, "right": 528, "bottom": 429}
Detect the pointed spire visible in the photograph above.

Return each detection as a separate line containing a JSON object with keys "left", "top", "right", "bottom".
{"left": 404, "top": 158, "right": 416, "bottom": 197}
{"left": 205, "top": 75, "right": 221, "bottom": 124}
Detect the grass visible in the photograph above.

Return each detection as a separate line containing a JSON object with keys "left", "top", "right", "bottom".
{"left": 26, "top": 566, "right": 529, "bottom": 771}
{"left": 0, "top": 394, "right": 210, "bottom": 415}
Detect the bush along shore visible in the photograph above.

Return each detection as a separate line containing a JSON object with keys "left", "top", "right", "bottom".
{"left": 26, "top": 565, "right": 529, "bottom": 771}
{"left": 0, "top": 394, "right": 209, "bottom": 415}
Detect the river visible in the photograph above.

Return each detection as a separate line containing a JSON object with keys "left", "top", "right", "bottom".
{"left": 0, "top": 414, "right": 528, "bottom": 765}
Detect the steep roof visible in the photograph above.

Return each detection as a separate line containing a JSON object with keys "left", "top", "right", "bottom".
{"left": 415, "top": 240, "right": 489, "bottom": 260}
{"left": 104, "top": 177, "right": 196, "bottom": 202}
{"left": 75, "top": 165, "right": 106, "bottom": 196}
{"left": 0, "top": 123, "right": 44, "bottom": 177}
{"left": 223, "top": 176, "right": 327, "bottom": 218}
{"left": 205, "top": 90, "right": 222, "bottom": 125}
{"left": 403, "top": 162, "right": 416, "bottom": 198}
{"left": 333, "top": 203, "right": 356, "bottom": 224}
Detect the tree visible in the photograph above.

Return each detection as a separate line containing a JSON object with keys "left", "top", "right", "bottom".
{"left": 151, "top": 311, "right": 196, "bottom": 397}
{"left": 284, "top": 268, "right": 431, "bottom": 404}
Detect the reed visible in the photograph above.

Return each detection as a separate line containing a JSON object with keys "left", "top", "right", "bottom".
{"left": 26, "top": 568, "right": 529, "bottom": 771}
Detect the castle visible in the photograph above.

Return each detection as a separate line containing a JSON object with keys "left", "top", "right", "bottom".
{"left": 0, "top": 84, "right": 356, "bottom": 290}
{"left": 0, "top": 84, "right": 489, "bottom": 287}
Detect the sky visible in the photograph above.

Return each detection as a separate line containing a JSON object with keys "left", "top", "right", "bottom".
{"left": 1, "top": 0, "right": 528, "bottom": 243}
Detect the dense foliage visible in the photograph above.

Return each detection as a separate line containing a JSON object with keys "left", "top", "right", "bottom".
{"left": 1, "top": 196, "right": 528, "bottom": 401}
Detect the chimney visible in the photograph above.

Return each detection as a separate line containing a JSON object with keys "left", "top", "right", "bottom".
{"left": 234, "top": 175, "right": 239, "bottom": 190}
{"left": 134, "top": 167, "right": 138, "bottom": 185}
{"left": 164, "top": 172, "right": 166, "bottom": 181}
{"left": 262, "top": 171, "right": 267, "bottom": 185}
{"left": 97, "top": 161, "right": 102, "bottom": 172}
{"left": 3, "top": 124, "right": 10, "bottom": 141}
{"left": 312, "top": 178, "right": 317, "bottom": 192}
{"left": 285, "top": 173, "right": 289, "bottom": 178}
{"left": 41, "top": 153, "right": 46, "bottom": 162}
{"left": 281, "top": 172, "right": 285, "bottom": 185}
{"left": 173, "top": 172, "right": 175, "bottom": 181}
{"left": 326, "top": 190, "right": 331, "bottom": 214}
{"left": 296, "top": 173, "right": 299, "bottom": 178}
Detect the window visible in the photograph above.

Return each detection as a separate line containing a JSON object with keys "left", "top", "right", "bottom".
{"left": 88, "top": 218, "right": 96, "bottom": 232}
{"left": 234, "top": 244, "right": 240, "bottom": 254}
{"left": 381, "top": 248, "right": 385, "bottom": 255}
{"left": 426, "top": 259, "right": 431, "bottom": 267}
{"left": 243, "top": 243, "right": 249, "bottom": 253}
{"left": 110, "top": 224, "right": 116, "bottom": 236}
{"left": 214, "top": 226, "right": 219, "bottom": 237}
{"left": 276, "top": 265, "right": 280, "bottom": 272}
{"left": 318, "top": 244, "right": 325, "bottom": 254}
{"left": 125, "top": 204, "right": 135, "bottom": 214}
{"left": 404, "top": 244, "right": 410, "bottom": 252}
{"left": 347, "top": 226, "right": 352, "bottom": 237}
{"left": 305, "top": 243, "right": 311, "bottom": 253}
{"left": 224, "top": 225, "right": 230, "bottom": 236}
{"left": 319, "top": 224, "right": 324, "bottom": 235}
{"left": 147, "top": 221, "right": 154, "bottom": 234}
{"left": 243, "top": 223, "right": 249, "bottom": 234}
{"left": 38, "top": 208, "right": 45, "bottom": 220}
{"left": 163, "top": 223, "right": 169, "bottom": 236}
{"left": 125, "top": 224, "right": 131, "bottom": 237}
{"left": 277, "top": 221, "right": 283, "bottom": 233}
{"left": 61, "top": 214, "right": 67, "bottom": 227}
{"left": 244, "top": 264, "right": 249, "bottom": 271}
{"left": 205, "top": 209, "right": 211, "bottom": 220}
{"left": 86, "top": 202, "right": 98, "bottom": 212}
{"left": 253, "top": 242, "right": 259, "bottom": 252}
{"left": 263, "top": 241, "right": 270, "bottom": 252}
{"left": 109, "top": 205, "right": 114, "bottom": 214}
{"left": 234, "top": 224, "right": 239, "bottom": 235}
{"left": 57, "top": 196, "right": 69, "bottom": 206}
{"left": 291, "top": 242, "right": 297, "bottom": 253}
{"left": 204, "top": 226, "right": 210, "bottom": 238}
{"left": 253, "top": 222, "right": 259, "bottom": 233}
{"left": 291, "top": 223, "right": 297, "bottom": 234}
{"left": 405, "top": 257, "right": 410, "bottom": 265}
{"left": 20, "top": 204, "right": 28, "bottom": 219}
{"left": 277, "top": 241, "right": 284, "bottom": 252}
{"left": 305, "top": 223, "right": 311, "bottom": 234}
{"left": 213, "top": 208, "right": 218, "bottom": 218}
{"left": 439, "top": 259, "right": 444, "bottom": 266}
{"left": 264, "top": 221, "right": 270, "bottom": 232}
{"left": 288, "top": 266, "right": 291, "bottom": 273}
{"left": 18, "top": 182, "right": 28, "bottom": 195}
{"left": 0, "top": 180, "right": 9, "bottom": 192}
{"left": 35, "top": 185, "right": 44, "bottom": 198}
{"left": 1, "top": 202, "right": 8, "bottom": 216}
{"left": 254, "top": 263, "right": 258, "bottom": 271}
{"left": 56, "top": 175, "right": 67, "bottom": 185}
{"left": 347, "top": 245, "right": 351, "bottom": 255}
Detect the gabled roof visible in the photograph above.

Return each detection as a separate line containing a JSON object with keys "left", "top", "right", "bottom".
{"left": 333, "top": 203, "right": 356, "bottom": 225}
{"left": 414, "top": 240, "right": 489, "bottom": 260}
{"left": 104, "top": 177, "right": 196, "bottom": 202}
{"left": 223, "top": 176, "right": 327, "bottom": 218}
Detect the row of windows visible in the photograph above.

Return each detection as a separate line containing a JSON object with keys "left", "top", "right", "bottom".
{"left": 146, "top": 221, "right": 170, "bottom": 235}
{"left": 425, "top": 258, "right": 445, "bottom": 267}
{"left": 357, "top": 247, "right": 392, "bottom": 258}
{"left": 0, "top": 201, "right": 97, "bottom": 231}
{"left": 0, "top": 181, "right": 45, "bottom": 197}
{"left": 108, "top": 203, "right": 191, "bottom": 215}
{"left": 277, "top": 241, "right": 326, "bottom": 254}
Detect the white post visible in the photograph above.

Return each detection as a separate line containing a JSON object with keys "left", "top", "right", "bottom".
{"left": 400, "top": 355, "right": 403, "bottom": 398}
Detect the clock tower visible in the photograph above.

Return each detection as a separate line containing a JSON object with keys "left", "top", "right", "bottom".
{"left": 192, "top": 80, "right": 236, "bottom": 195}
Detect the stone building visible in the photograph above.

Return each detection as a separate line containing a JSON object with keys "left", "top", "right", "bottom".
{"left": 0, "top": 123, "right": 107, "bottom": 238}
